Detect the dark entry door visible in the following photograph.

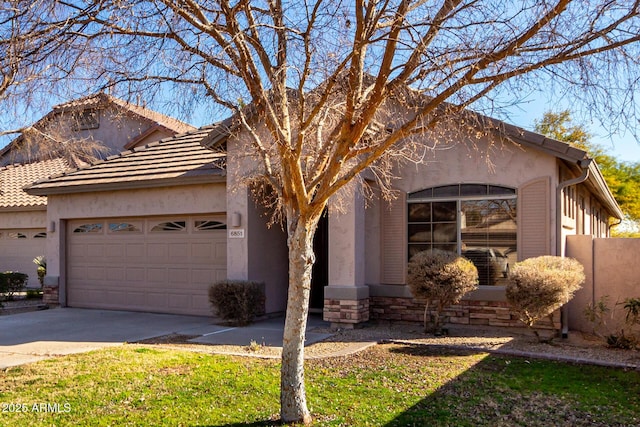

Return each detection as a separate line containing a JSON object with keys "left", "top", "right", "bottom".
{"left": 310, "top": 210, "right": 328, "bottom": 310}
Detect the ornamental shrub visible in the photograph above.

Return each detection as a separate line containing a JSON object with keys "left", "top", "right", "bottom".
{"left": 583, "top": 296, "right": 640, "bottom": 350}
{"left": 407, "top": 249, "right": 479, "bottom": 333}
{"left": 506, "top": 256, "right": 584, "bottom": 338}
{"left": 209, "top": 280, "right": 266, "bottom": 326}
{"left": 0, "top": 271, "right": 29, "bottom": 306}
{"left": 33, "top": 256, "right": 46, "bottom": 287}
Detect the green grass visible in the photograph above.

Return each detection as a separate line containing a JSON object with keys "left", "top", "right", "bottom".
{"left": 1, "top": 343, "right": 639, "bottom": 426}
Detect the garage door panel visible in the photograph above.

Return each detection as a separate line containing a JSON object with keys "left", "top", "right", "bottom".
{"left": 191, "top": 268, "right": 216, "bottom": 284}
{"left": 125, "top": 267, "right": 146, "bottom": 282}
{"left": 86, "top": 244, "right": 105, "bottom": 258}
{"left": 214, "top": 269, "right": 227, "bottom": 282}
{"left": 104, "top": 243, "right": 125, "bottom": 258}
{"left": 86, "top": 266, "right": 106, "bottom": 280}
{"left": 106, "top": 268, "right": 125, "bottom": 281}
{"left": 147, "top": 243, "right": 168, "bottom": 259}
{"left": 125, "top": 243, "right": 145, "bottom": 258}
{"left": 105, "top": 290, "right": 126, "bottom": 305}
{"left": 67, "top": 216, "right": 226, "bottom": 316}
{"left": 0, "top": 229, "right": 47, "bottom": 288}
{"left": 168, "top": 243, "right": 190, "bottom": 262}
{"left": 126, "top": 292, "right": 147, "bottom": 306}
{"left": 214, "top": 242, "right": 227, "bottom": 259}
{"left": 168, "top": 267, "right": 190, "bottom": 284}
{"left": 169, "top": 294, "right": 191, "bottom": 310}
{"left": 146, "top": 267, "right": 167, "bottom": 282}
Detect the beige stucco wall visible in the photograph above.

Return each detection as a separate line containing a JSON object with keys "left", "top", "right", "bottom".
{"left": 225, "top": 126, "right": 290, "bottom": 313}
{"left": 329, "top": 188, "right": 366, "bottom": 288}
{"left": 395, "top": 135, "right": 558, "bottom": 196}
{"left": 0, "top": 209, "right": 47, "bottom": 229}
{"left": 567, "top": 235, "right": 640, "bottom": 333}
{"left": 44, "top": 183, "right": 226, "bottom": 282}
{"left": 56, "top": 106, "right": 159, "bottom": 156}
{"left": 247, "top": 201, "right": 288, "bottom": 313}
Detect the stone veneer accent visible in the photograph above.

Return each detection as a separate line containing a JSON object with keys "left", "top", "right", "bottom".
{"left": 370, "top": 296, "right": 560, "bottom": 330}
{"left": 43, "top": 285, "right": 59, "bottom": 305}
{"left": 323, "top": 298, "right": 370, "bottom": 326}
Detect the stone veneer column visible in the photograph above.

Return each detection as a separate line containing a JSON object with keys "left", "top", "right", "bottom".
{"left": 323, "top": 190, "right": 370, "bottom": 327}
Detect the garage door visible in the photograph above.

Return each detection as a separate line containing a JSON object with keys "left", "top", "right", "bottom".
{"left": 67, "top": 216, "right": 227, "bottom": 316}
{"left": 0, "top": 229, "right": 47, "bottom": 288}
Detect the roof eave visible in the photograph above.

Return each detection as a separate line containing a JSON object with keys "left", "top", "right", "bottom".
{"left": 0, "top": 204, "right": 47, "bottom": 212}
{"left": 25, "top": 173, "right": 226, "bottom": 197}
{"left": 586, "top": 161, "right": 624, "bottom": 220}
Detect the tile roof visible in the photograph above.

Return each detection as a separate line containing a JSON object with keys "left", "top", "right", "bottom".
{"left": 25, "top": 127, "right": 226, "bottom": 196}
{"left": 0, "top": 158, "right": 69, "bottom": 208}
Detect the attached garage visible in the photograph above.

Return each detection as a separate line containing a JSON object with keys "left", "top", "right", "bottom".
{"left": 66, "top": 215, "right": 226, "bottom": 316}
{"left": 0, "top": 229, "right": 47, "bottom": 287}
{"left": 25, "top": 127, "right": 230, "bottom": 315}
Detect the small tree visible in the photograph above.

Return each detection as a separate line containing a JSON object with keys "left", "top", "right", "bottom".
{"left": 33, "top": 256, "right": 46, "bottom": 287}
{"left": 407, "top": 249, "right": 478, "bottom": 334}
{"left": 507, "top": 256, "right": 585, "bottom": 341}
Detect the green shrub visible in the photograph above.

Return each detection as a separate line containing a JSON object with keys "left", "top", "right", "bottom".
{"left": 0, "top": 271, "right": 29, "bottom": 305}
{"left": 507, "top": 256, "right": 584, "bottom": 339}
{"left": 407, "top": 249, "right": 479, "bottom": 333}
{"left": 583, "top": 296, "right": 640, "bottom": 350}
{"left": 208, "top": 280, "right": 266, "bottom": 326}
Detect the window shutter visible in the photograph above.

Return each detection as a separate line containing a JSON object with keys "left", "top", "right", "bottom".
{"left": 518, "top": 177, "right": 551, "bottom": 260}
{"left": 382, "top": 192, "right": 407, "bottom": 284}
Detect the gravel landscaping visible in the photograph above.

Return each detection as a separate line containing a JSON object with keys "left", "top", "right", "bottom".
{"left": 135, "top": 321, "right": 640, "bottom": 369}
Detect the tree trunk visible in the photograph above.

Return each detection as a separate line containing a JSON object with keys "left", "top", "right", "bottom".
{"left": 280, "top": 214, "right": 317, "bottom": 425}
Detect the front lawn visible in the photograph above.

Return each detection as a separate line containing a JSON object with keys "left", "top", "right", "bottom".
{"left": 1, "top": 343, "right": 638, "bottom": 426}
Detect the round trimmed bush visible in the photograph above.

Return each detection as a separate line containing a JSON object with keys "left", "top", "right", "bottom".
{"left": 407, "top": 249, "right": 479, "bottom": 332}
{"left": 506, "top": 256, "right": 585, "bottom": 331}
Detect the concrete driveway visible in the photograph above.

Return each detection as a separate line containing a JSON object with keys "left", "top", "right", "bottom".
{"left": 0, "top": 308, "right": 331, "bottom": 368}
{"left": 0, "top": 308, "right": 220, "bottom": 368}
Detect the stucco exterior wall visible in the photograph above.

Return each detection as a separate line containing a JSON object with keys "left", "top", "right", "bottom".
{"left": 54, "top": 106, "right": 158, "bottom": 155}
{"left": 225, "top": 126, "right": 290, "bottom": 313}
{"left": 395, "top": 134, "right": 558, "bottom": 197}
{"left": 0, "top": 210, "right": 46, "bottom": 229}
{"left": 247, "top": 201, "right": 289, "bottom": 314}
{"left": 567, "top": 235, "right": 640, "bottom": 334}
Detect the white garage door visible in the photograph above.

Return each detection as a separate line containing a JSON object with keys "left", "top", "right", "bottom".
{"left": 0, "top": 229, "right": 47, "bottom": 288}
{"left": 67, "top": 216, "right": 227, "bottom": 316}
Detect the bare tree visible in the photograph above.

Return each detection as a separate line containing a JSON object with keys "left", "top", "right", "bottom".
{"left": 3, "top": 1, "right": 639, "bottom": 423}
{"left": 0, "top": 2, "right": 111, "bottom": 163}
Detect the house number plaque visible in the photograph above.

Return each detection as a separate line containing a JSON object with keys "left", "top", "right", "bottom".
{"left": 229, "top": 229, "right": 245, "bottom": 238}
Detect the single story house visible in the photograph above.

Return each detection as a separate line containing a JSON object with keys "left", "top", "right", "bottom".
{"left": 0, "top": 93, "right": 194, "bottom": 287}
{"left": 25, "top": 104, "right": 623, "bottom": 330}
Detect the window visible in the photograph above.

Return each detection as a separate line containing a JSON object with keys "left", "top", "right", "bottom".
{"left": 150, "top": 221, "right": 186, "bottom": 232}
{"left": 8, "top": 232, "right": 27, "bottom": 239}
{"left": 194, "top": 220, "right": 226, "bottom": 231}
{"left": 73, "top": 223, "right": 103, "bottom": 233}
{"left": 34, "top": 232, "right": 47, "bottom": 239}
{"left": 408, "top": 184, "right": 517, "bottom": 286}
{"left": 73, "top": 109, "right": 99, "bottom": 130}
{"left": 109, "top": 222, "right": 141, "bottom": 233}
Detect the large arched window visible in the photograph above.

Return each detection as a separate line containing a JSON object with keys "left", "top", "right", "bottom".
{"left": 408, "top": 184, "right": 517, "bottom": 286}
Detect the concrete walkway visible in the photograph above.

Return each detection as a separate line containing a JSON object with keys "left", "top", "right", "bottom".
{"left": 0, "top": 308, "right": 331, "bottom": 368}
